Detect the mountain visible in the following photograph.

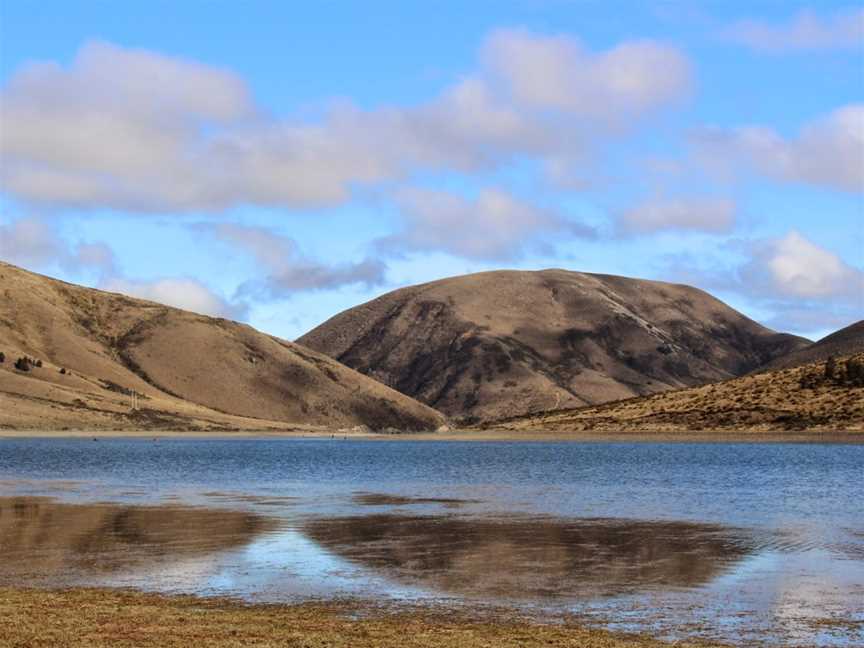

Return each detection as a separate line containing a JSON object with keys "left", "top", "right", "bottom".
{"left": 488, "top": 352, "right": 864, "bottom": 433}
{"left": 756, "top": 320, "right": 864, "bottom": 372}
{"left": 0, "top": 262, "right": 445, "bottom": 431}
{"left": 298, "top": 269, "right": 809, "bottom": 422}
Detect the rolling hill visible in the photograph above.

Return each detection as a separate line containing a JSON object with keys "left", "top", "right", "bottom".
{"left": 299, "top": 269, "right": 809, "bottom": 422}
{"left": 756, "top": 320, "right": 864, "bottom": 372}
{"left": 0, "top": 262, "right": 445, "bottom": 431}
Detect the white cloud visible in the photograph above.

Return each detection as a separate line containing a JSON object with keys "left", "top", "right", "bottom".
{"left": 693, "top": 104, "right": 864, "bottom": 192}
{"left": 379, "top": 187, "right": 594, "bottom": 260}
{"left": 1, "top": 35, "right": 690, "bottom": 212}
{"left": 101, "top": 277, "right": 244, "bottom": 319}
{"left": 619, "top": 197, "right": 736, "bottom": 234}
{"left": 724, "top": 8, "right": 864, "bottom": 52}
{"left": 205, "top": 223, "right": 386, "bottom": 298}
{"left": 658, "top": 234, "right": 864, "bottom": 337}
{"left": 0, "top": 217, "right": 115, "bottom": 274}
{"left": 760, "top": 231, "right": 864, "bottom": 300}
{"left": 482, "top": 29, "right": 691, "bottom": 122}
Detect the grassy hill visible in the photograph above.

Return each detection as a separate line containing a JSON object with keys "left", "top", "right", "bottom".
{"left": 0, "top": 262, "right": 445, "bottom": 432}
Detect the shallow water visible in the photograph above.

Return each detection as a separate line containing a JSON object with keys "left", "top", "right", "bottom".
{"left": 0, "top": 437, "right": 862, "bottom": 646}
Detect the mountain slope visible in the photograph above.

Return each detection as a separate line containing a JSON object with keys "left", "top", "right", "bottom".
{"left": 487, "top": 353, "right": 864, "bottom": 433}
{"left": 756, "top": 320, "right": 864, "bottom": 372}
{"left": 299, "top": 269, "right": 809, "bottom": 422}
{"left": 0, "top": 262, "right": 445, "bottom": 431}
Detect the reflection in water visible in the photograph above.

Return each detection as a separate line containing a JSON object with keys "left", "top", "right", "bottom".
{"left": 302, "top": 514, "right": 755, "bottom": 599}
{"left": 352, "top": 492, "right": 479, "bottom": 507}
{"left": 0, "top": 497, "right": 274, "bottom": 581}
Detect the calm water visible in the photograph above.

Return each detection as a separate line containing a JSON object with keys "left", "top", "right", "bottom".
{"left": 1, "top": 438, "right": 862, "bottom": 646}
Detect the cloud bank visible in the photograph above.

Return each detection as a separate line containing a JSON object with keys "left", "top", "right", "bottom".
{"left": 0, "top": 34, "right": 690, "bottom": 212}
{"left": 725, "top": 8, "right": 864, "bottom": 52}
{"left": 205, "top": 223, "right": 387, "bottom": 299}
{"left": 619, "top": 197, "right": 736, "bottom": 235}
{"left": 693, "top": 104, "right": 864, "bottom": 192}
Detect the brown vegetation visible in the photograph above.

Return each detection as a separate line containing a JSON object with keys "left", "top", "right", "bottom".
{"left": 0, "top": 261, "right": 444, "bottom": 432}
{"left": 488, "top": 353, "right": 864, "bottom": 433}
{"left": 0, "top": 588, "right": 726, "bottom": 648}
{"left": 300, "top": 269, "right": 807, "bottom": 422}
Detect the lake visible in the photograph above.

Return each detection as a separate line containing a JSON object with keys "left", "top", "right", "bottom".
{"left": 1, "top": 437, "right": 862, "bottom": 646}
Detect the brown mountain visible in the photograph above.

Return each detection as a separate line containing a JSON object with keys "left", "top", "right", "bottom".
{"left": 0, "top": 262, "right": 444, "bottom": 431}
{"left": 489, "top": 352, "right": 864, "bottom": 433}
{"left": 298, "top": 269, "right": 809, "bottom": 422}
{"left": 756, "top": 320, "right": 864, "bottom": 372}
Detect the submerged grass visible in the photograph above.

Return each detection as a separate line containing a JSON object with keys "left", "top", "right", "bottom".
{"left": 0, "top": 587, "right": 728, "bottom": 648}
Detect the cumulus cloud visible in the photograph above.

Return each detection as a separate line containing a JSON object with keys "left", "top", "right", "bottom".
{"left": 1, "top": 34, "right": 690, "bottom": 212}
{"left": 744, "top": 230, "right": 864, "bottom": 300}
{"left": 205, "top": 223, "right": 386, "bottom": 298}
{"left": 100, "top": 277, "right": 245, "bottom": 319}
{"left": 0, "top": 216, "right": 247, "bottom": 319}
{"left": 379, "top": 187, "right": 595, "bottom": 260}
{"left": 482, "top": 29, "right": 692, "bottom": 121}
{"left": 693, "top": 104, "right": 864, "bottom": 192}
{"left": 619, "top": 197, "right": 736, "bottom": 234}
{"left": 724, "top": 8, "right": 864, "bottom": 52}
{"left": 0, "top": 217, "right": 116, "bottom": 274}
{"left": 659, "top": 232, "right": 863, "bottom": 336}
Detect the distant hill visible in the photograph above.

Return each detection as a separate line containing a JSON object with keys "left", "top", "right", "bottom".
{"left": 0, "top": 262, "right": 444, "bottom": 431}
{"left": 756, "top": 320, "right": 864, "bottom": 372}
{"left": 486, "top": 352, "right": 864, "bottom": 434}
{"left": 299, "top": 269, "right": 808, "bottom": 422}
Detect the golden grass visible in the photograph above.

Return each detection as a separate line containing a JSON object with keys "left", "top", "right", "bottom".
{"left": 489, "top": 353, "right": 864, "bottom": 434}
{"left": 0, "top": 588, "right": 727, "bottom": 648}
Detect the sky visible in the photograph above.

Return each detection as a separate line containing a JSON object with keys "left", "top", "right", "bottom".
{"left": 0, "top": 1, "right": 862, "bottom": 341}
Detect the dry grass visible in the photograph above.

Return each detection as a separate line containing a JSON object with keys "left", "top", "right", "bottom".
{"left": 0, "top": 588, "right": 728, "bottom": 648}
{"left": 0, "top": 261, "right": 444, "bottom": 432}
{"left": 490, "top": 354, "right": 864, "bottom": 434}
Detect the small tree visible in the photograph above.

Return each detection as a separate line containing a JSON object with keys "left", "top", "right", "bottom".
{"left": 0, "top": 351, "right": 5, "bottom": 363}
{"left": 59, "top": 367, "right": 67, "bottom": 375}
{"left": 824, "top": 356, "right": 837, "bottom": 381}
{"left": 14, "top": 357, "right": 31, "bottom": 372}
{"left": 34, "top": 359, "right": 42, "bottom": 368}
{"left": 846, "top": 357, "right": 864, "bottom": 387}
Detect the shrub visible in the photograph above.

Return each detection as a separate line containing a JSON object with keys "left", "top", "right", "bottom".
{"left": 0, "top": 351, "right": 5, "bottom": 363}
{"left": 824, "top": 356, "right": 837, "bottom": 380}
{"left": 846, "top": 357, "right": 864, "bottom": 387}
{"left": 59, "top": 367, "right": 67, "bottom": 375}
{"left": 14, "top": 357, "right": 31, "bottom": 372}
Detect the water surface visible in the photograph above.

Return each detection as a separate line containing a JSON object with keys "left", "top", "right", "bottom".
{"left": 0, "top": 437, "right": 861, "bottom": 646}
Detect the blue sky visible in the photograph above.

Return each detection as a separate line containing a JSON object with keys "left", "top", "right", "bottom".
{"left": 1, "top": 1, "right": 862, "bottom": 341}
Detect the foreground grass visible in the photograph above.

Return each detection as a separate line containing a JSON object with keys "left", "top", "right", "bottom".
{"left": 0, "top": 588, "right": 726, "bottom": 648}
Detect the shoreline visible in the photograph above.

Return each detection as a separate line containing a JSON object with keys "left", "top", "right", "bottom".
{"left": 0, "top": 586, "right": 728, "bottom": 648}
{"left": 1, "top": 427, "right": 862, "bottom": 443}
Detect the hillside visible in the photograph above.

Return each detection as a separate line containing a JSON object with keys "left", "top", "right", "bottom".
{"left": 756, "top": 320, "right": 864, "bottom": 372}
{"left": 0, "top": 262, "right": 445, "bottom": 431}
{"left": 487, "top": 353, "right": 864, "bottom": 433}
{"left": 299, "top": 269, "right": 808, "bottom": 422}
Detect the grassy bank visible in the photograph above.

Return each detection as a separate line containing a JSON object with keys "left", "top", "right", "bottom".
{"left": 0, "top": 588, "right": 726, "bottom": 648}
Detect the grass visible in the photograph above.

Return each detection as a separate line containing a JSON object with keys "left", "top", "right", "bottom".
{"left": 0, "top": 587, "right": 728, "bottom": 648}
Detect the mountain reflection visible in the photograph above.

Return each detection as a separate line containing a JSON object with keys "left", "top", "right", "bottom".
{"left": 303, "top": 514, "right": 755, "bottom": 599}
{"left": 0, "top": 497, "right": 273, "bottom": 579}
